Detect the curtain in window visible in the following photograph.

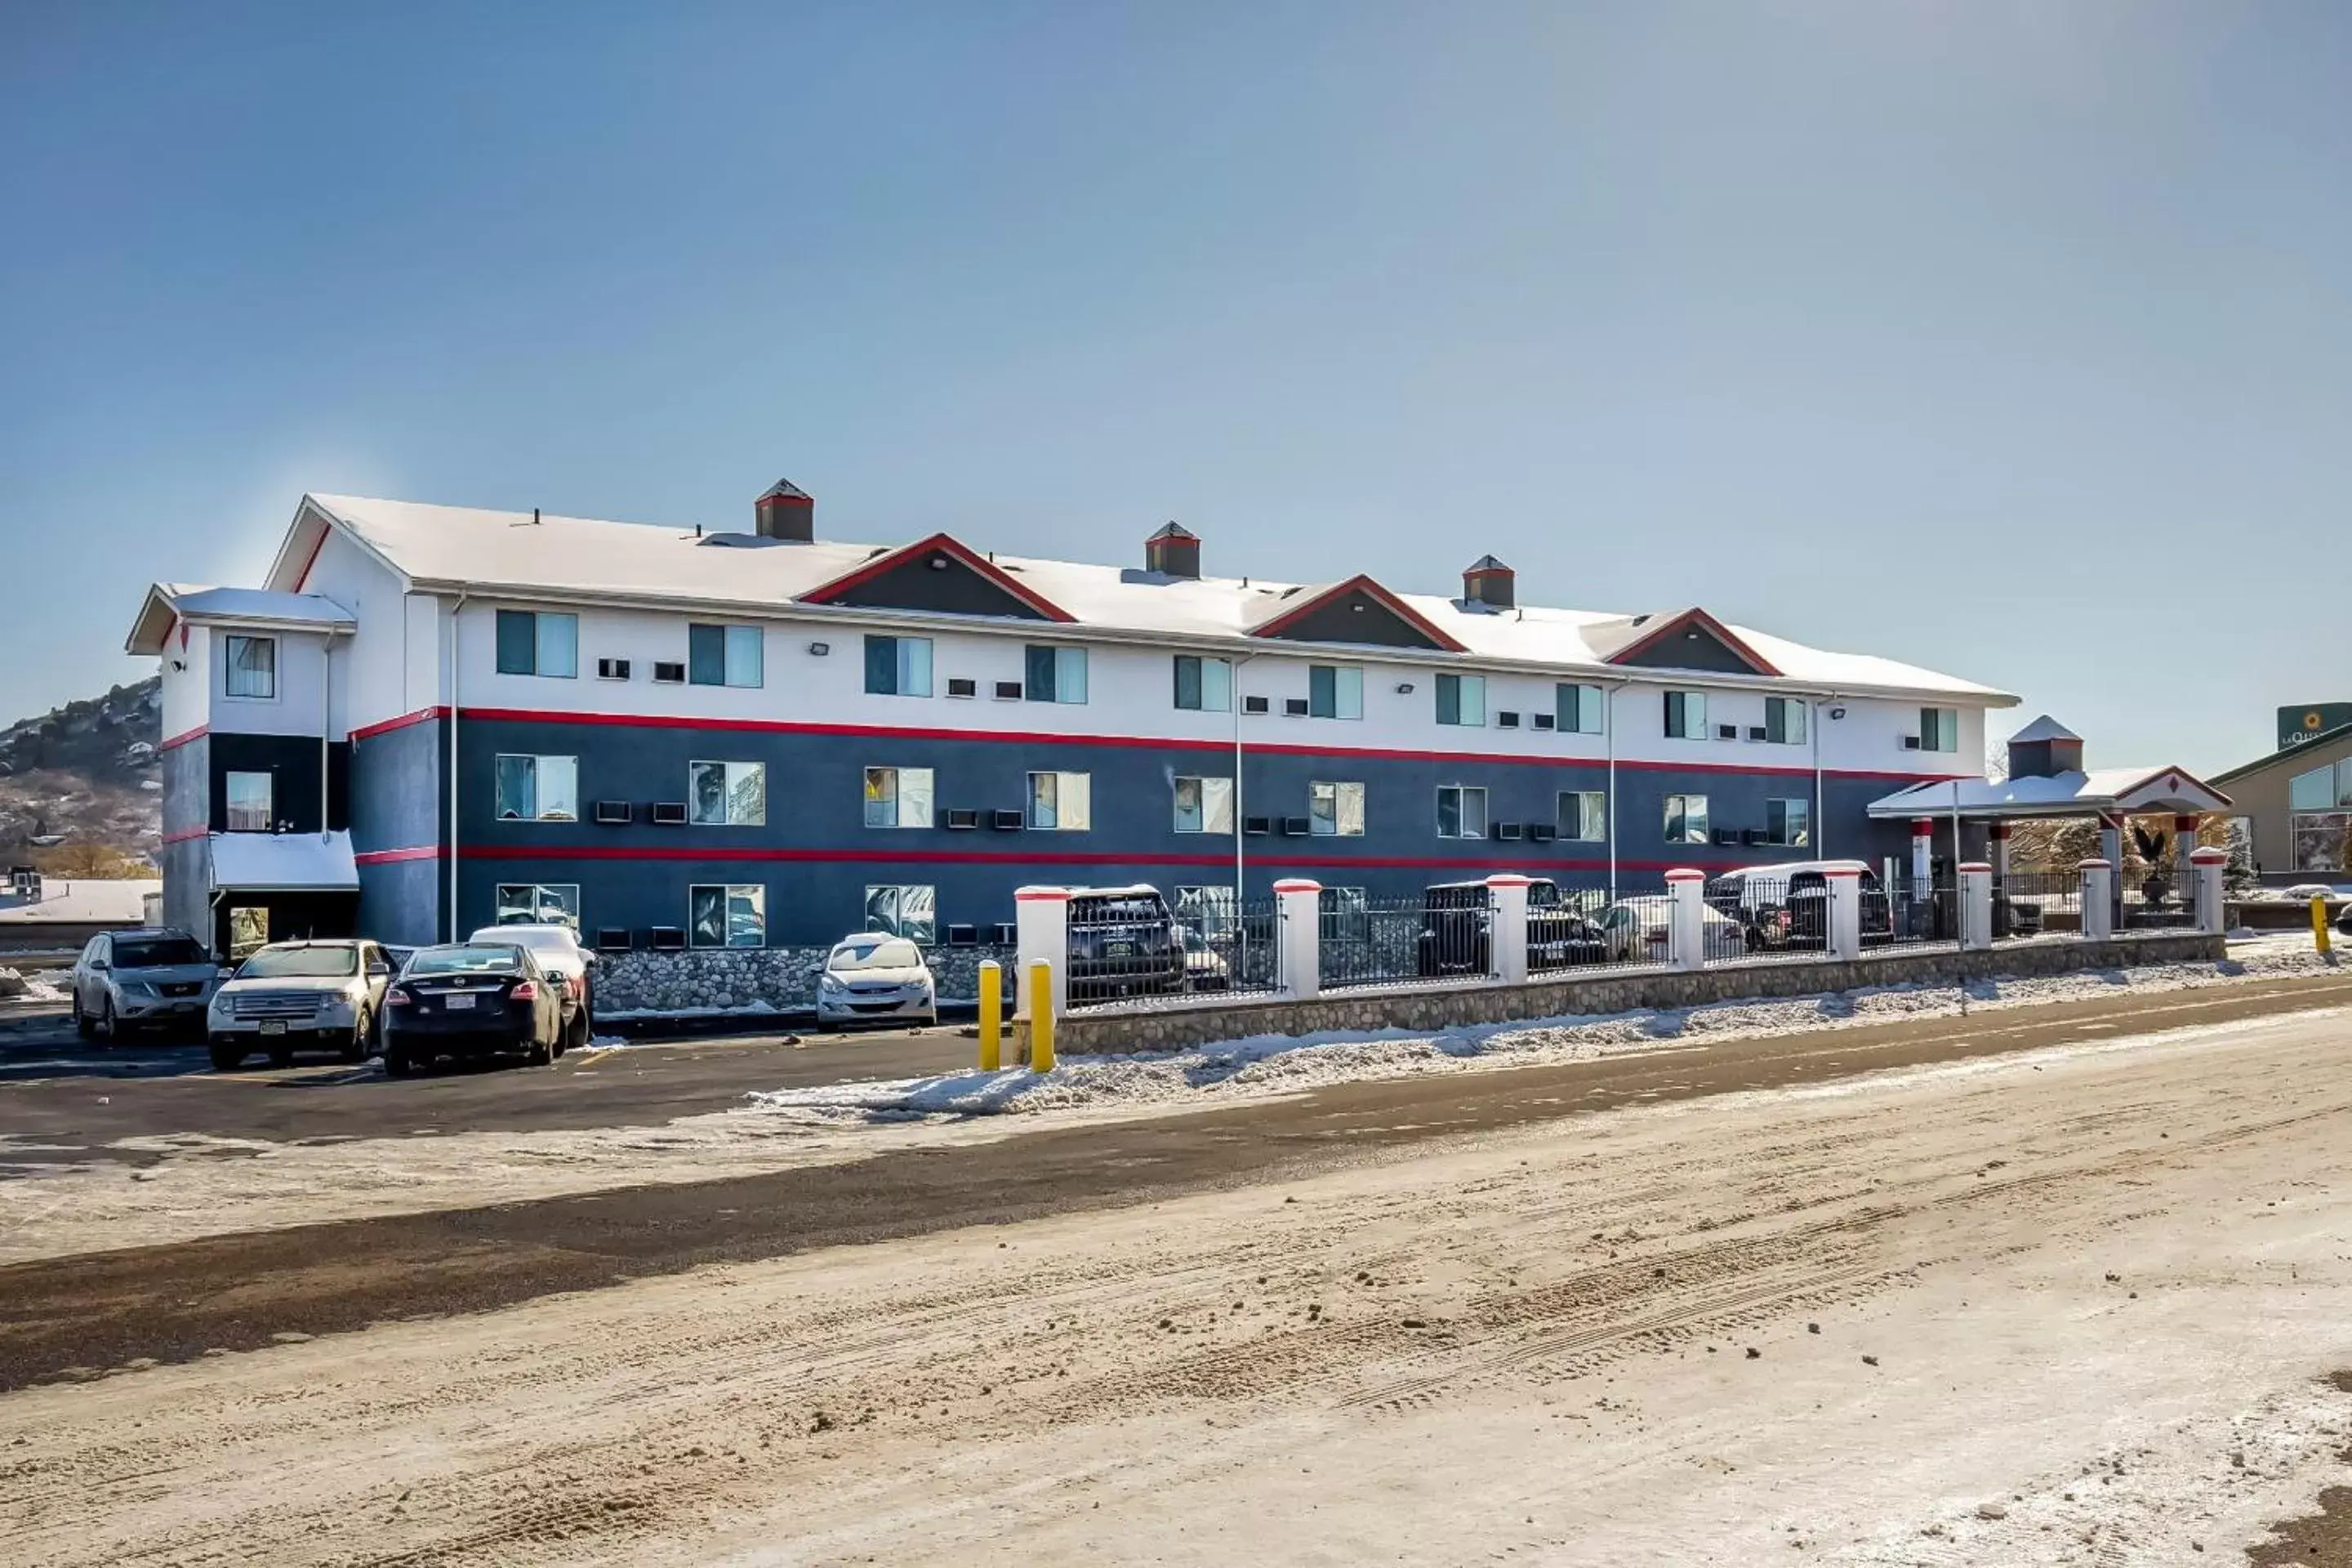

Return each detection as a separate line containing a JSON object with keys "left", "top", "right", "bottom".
{"left": 495, "top": 755, "right": 537, "bottom": 821}
{"left": 225, "top": 636, "right": 277, "bottom": 697}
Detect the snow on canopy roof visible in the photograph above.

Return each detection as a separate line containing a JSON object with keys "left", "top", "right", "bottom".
{"left": 209, "top": 831, "right": 359, "bottom": 893}
{"left": 2007, "top": 714, "right": 2082, "bottom": 744}
{"left": 295, "top": 494, "right": 2011, "bottom": 702}
{"left": 126, "top": 582, "right": 356, "bottom": 654}
{"left": 1869, "top": 767, "right": 2231, "bottom": 818}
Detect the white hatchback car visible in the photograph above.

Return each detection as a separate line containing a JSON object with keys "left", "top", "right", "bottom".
{"left": 815, "top": 933, "right": 938, "bottom": 1028}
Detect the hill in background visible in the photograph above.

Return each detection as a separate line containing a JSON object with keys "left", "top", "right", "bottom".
{"left": 0, "top": 677, "right": 163, "bottom": 868}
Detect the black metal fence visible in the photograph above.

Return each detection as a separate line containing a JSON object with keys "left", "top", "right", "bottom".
{"left": 1067, "top": 891, "right": 1281, "bottom": 1010}
{"left": 1880, "top": 875, "right": 1957, "bottom": 950}
{"left": 2118, "top": 865, "right": 2198, "bottom": 931}
{"left": 1992, "top": 870, "right": 2077, "bottom": 938}
{"left": 1321, "top": 890, "right": 1479, "bottom": 991}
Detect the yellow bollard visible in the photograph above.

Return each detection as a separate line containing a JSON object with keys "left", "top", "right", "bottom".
{"left": 977, "top": 960, "right": 1002, "bottom": 1071}
{"left": 1027, "top": 960, "right": 1055, "bottom": 1074}
{"left": 2318, "top": 897, "right": 2335, "bottom": 959}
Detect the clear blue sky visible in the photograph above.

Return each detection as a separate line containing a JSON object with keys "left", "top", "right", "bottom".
{"left": 4, "top": 1, "right": 2345, "bottom": 773}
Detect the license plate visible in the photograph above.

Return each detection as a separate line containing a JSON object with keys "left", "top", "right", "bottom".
{"left": 259, "top": 1020, "right": 287, "bottom": 1036}
{"left": 444, "top": 993, "right": 477, "bottom": 1011}
{"left": 1106, "top": 941, "right": 1134, "bottom": 956}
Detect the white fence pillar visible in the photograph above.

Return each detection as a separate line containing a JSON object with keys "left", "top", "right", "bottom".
{"left": 1826, "top": 866, "right": 1863, "bottom": 961}
{"left": 1013, "top": 886, "right": 1069, "bottom": 1020}
{"left": 1486, "top": 874, "right": 1530, "bottom": 985}
{"left": 1958, "top": 862, "right": 1993, "bottom": 951}
{"left": 1910, "top": 817, "right": 1934, "bottom": 885}
{"left": 1665, "top": 869, "right": 1708, "bottom": 970}
{"left": 2078, "top": 860, "right": 2114, "bottom": 942}
{"left": 1988, "top": 822, "right": 2011, "bottom": 881}
{"left": 1273, "top": 879, "right": 1321, "bottom": 1000}
{"left": 2189, "top": 846, "right": 2228, "bottom": 937}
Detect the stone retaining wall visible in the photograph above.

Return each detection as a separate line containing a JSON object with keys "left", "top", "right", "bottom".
{"left": 595, "top": 944, "right": 1015, "bottom": 1015}
{"left": 1055, "top": 932, "right": 2225, "bottom": 1056}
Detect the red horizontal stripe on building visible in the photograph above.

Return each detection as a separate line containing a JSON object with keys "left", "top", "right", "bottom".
{"left": 354, "top": 844, "right": 444, "bottom": 865}
{"left": 158, "top": 724, "right": 207, "bottom": 752}
{"left": 456, "top": 844, "right": 1753, "bottom": 873}
{"left": 350, "top": 706, "right": 449, "bottom": 741}
{"left": 159, "top": 826, "right": 208, "bottom": 844}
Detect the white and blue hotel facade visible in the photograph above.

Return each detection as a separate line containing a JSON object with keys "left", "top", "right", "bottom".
{"left": 127, "top": 483, "right": 2014, "bottom": 957}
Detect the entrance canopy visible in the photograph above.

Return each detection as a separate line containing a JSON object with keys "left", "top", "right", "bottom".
{"left": 208, "top": 831, "right": 360, "bottom": 893}
{"left": 1869, "top": 766, "right": 2232, "bottom": 823}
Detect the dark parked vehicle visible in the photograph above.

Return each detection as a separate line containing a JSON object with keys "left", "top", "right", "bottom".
{"left": 1417, "top": 880, "right": 1606, "bottom": 977}
{"left": 1706, "top": 862, "right": 1896, "bottom": 951}
{"left": 380, "top": 942, "right": 567, "bottom": 1077}
{"left": 1066, "top": 886, "right": 1185, "bottom": 1004}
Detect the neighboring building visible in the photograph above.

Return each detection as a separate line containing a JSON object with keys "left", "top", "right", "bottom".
{"left": 2211, "top": 704, "right": 2352, "bottom": 883}
{"left": 0, "top": 872, "right": 163, "bottom": 954}
{"left": 125, "top": 484, "right": 2018, "bottom": 957}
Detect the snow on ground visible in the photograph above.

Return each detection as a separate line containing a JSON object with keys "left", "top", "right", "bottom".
{"left": 746, "top": 936, "right": 2338, "bottom": 1124}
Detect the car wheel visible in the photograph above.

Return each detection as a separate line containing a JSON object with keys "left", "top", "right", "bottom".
{"left": 527, "top": 1031, "right": 555, "bottom": 1067}
{"left": 208, "top": 1040, "right": 247, "bottom": 1071}
{"left": 73, "top": 996, "right": 93, "bottom": 1039}
{"left": 342, "top": 1010, "right": 371, "bottom": 1063}
{"left": 96, "top": 998, "right": 117, "bottom": 1043}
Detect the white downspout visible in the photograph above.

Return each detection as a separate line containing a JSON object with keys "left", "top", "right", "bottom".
{"left": 1230, "top": 653, "right": 1258, "bottom": 923}
{"left": 320, "top": 628, "right": 338, "bottom": 841}
{"left": 447, "top": 593, "right": 466, "bottom": 942}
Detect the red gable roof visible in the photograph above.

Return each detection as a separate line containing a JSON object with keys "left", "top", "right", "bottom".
{"left": 1248, "top": 574, "right": 1469, "bottom": 653}
{"left": 1603, "top": 607, "right": 1780, "bottom": 677}
{"left": 795, "top": 532, "right": 1077, "bottom": 623}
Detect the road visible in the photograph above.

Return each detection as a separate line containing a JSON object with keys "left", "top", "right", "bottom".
{"left": 2, "top": 969, "right": 2350, "bottom": 1564}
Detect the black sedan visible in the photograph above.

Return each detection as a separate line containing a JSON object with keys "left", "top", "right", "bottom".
{"left": 380, "top": 942, "right": 567, "bottom": 1078}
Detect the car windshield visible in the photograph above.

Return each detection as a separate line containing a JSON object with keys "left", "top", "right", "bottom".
{"left": 112, "top": 936, "right": 207, "bottom": 968}
{"left": 408, "top": 946, "right": 527, "bottom": 976}
{"left": 829, "top": 938, "right": 923, "bottom": 972}
{"left": 235, "top": 947, "right": 358, "bottom": 979}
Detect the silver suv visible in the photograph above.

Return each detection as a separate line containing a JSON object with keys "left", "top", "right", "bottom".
{"left": 70, "top": 929, "right": 220, "bottom": 1041}
{"left": 207, "top": 939, "right": 395, "bottom": 1070}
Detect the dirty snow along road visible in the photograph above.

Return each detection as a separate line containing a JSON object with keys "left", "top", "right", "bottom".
{"left": 6, "top": 1000, "right": 2352, "bottom": 1564}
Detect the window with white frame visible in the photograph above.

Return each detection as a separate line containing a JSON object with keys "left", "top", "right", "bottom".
{"left": 689, "top": 884, "right": 766, "bottom": 948}
{"left": 1765, "top": 696, "right": 1807, "bottom": 746}
{"left": 688, "top": 623, "right": 764, "bottom": 688}
{"left": 1308, "top": 664, "right": 1363, "bottom": 719}
{"left": 1174, "top": 884, "right": 1238, "bottom": 937}
{"left": 1027, "top": 770, "right": 1091, "bottom": 831}
{"left": 1918, "top": 706, "right": 1960, "bottom": 752}
{"left": 864, "top": 884, "right": 937, "bottom": 942}
{"left": 688, "top": 760, "right": 766, "bottom": 826}
{"left": 1664, "top": 690, "right": 1708, "bottom": 740}
{"left": 1435, "top": 673, "right": 1486, "bottom": 727}
{"left": 495, "top": 884, "right": 580, "bottom": 928}
{"left": 1172, "top": 775, "right": 1235, "bottom": 834}
{"left": 1172, "top": 655, "right": 1232, "bottom": 712}
{"left": 225, "top": 771, "right": 274, "bottom": 831}
{"left": 1557, "top": 790, "right": 1606, "bottom": 842}
{"left": 223, "top": 635, "right": 278, "bottom": 699}
{"left": 1557, "top": 683, "right": 1603, "bottom": 735}
{"left": 1766, "top": 797, "right": 1811, "bottom": 847}
{"left": 492, "top": 755, "right": 578, "bottom": 822}
{"left": 1024, "top": 644, "right": 1089, "bottom": 703}
{"left": 1309, "top": 780, "right": 1365, "bottom": 836}
{"left": 863, "top": 766, "right": 934, "bottom": 829}
{"left": 494, "top": 610, "right": 577, "bottom": 679}
{"left": 1436, "top": 784, "right": 1488, "bottom": 840}
{"left": 1664, "top": 793, "right": 1709, "bottom": 843}
{"left": 863, "top": 634, "right": 933, "bottom": 697}
{"left": 2289, "top": 760, "right": 2352, "bottom": 871}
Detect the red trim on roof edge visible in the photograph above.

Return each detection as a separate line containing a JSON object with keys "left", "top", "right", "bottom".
{"left": 354, "top": 845, "right": 443, "bottom": 865}
{"left": 1604, "top": 608, "right": 1781, "bottom": 678}
{"left": 159, "top": 724, "right": 207, "bottom": 752}
{"left": 350, "top": 706, "right": 449, "bottom": 742}
{"left": 288, "top": 523, "right": 330, "bottom": 595}
{"left": 1247, "top": 573, "right": 1470, "bottom": 653}
{"left": 795, "top": 532, "right": 1077, "bottom": 623}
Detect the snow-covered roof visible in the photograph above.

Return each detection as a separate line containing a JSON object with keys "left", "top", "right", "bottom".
{"left": 0, "top": 878, "right": 158, "bottom": 924}
{"left": 1869, "top": 767, "right": 2231, "bottom": 819}
{"left": 208, "top": 831, "right": 359, "bottom": 893}
{"left": 125, "top": 583, "right": 355, "bottom": 655}
{"left": 283, "top": 493, "right": 2014, "bottom": 702}
{"left": 2007, "top": 714, "right": 2082, "bottom": 745}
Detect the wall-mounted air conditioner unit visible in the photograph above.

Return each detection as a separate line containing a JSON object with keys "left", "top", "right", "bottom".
{"left": 1281, "top": 816, "right": 1310, "bottom": 835}
{"left": 595, "top": 657, "right": 632, "bottom": 680}
{"left": 652, "top": 661, "right": 686, "bottom": 684}
{"left": 1741, "top": 827, "right": 1768, "bottom": 845}
{"left": 1244, "top": 815, "right": 1272, "bottom": 835}
{"left": 992, "top": 922, "right": 1018, "bottom": 946}
{"left": 1284, "top": 697, "right": 1310, "bottom": 716}
{"left": 1717, "top": 724, "right": 1740, "bottom": 741}
{"left": 594, "top": 800, "right": 633, "bottom": 825}
{"left": 1901, "top": 735, "right": 1922, "bottom": 750}
{"left": 1243, "top": 696, "right": 1271, "bottom": 715}
{"left": 991, "top": 809, "right": 1025, "bottom": 831}
{"left": 945, "top": 808, "right": 981, "bottom": 830}
{"left": 1531, "top": 713, "right": 1557, "bottom": 731}
{"left": 947, "top": 677, "right": 978, "bottom": 698}
{"left": 1747, "top": 725, "right": 1769, "bottom": 742}
{"left": 1527, "top": 823, "right": 1557, "bottom": 843}
{"left": 1711, "top": 827, "right": 1738, "bottom": 845}
{"left": 595, "top": 927, "right": 633, "bottom": 951}
{"left": 648, "top": 926, "right": 686, "bottom": 951}
{"left": 1494, "top": 822, "right": 1523, "bottom": 840}
{"left": 651, "top": 801, "right": 688, "bottom": 825}
{"left": 1496, "top": 711, "right": 1520, "bottom": 728}
{"left": 945, "top": 923, "right": 978, "bottom": 946}
{"left": 994, "top": 680, "right": 1023, "bottom": 700}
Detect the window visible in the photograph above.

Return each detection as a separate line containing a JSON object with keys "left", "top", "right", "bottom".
{"left": 1027, "top": 770, "right": 1092, "bottom": 831}
{"left": 1664, "top": 793, "right": 1709, "bottom": 844}
{"left": 863, "top": 766, "right": 935, "bottom": 829}
{"left": 688, "top": 623, "right": 764, "bottom": 688}
{"left": 864, "top": 884, "right": 938, "bottom": 943}
{"left": 1435, "top": 674, "right": 1486, "bottom": 728}
{"left": 2289, "top": 762, "right": 2352, "bottom": 811}
{"left": 2290, "top": 762, "right": 2352, "bottom": 872}
{"left": 1173, "top": 655, "right": 1233, "bottom": 712}
{"left": 225, "top": 771, "right": 274, "bottom": 831}
{"left": 1173, "top": 776, "right": 1235, "bottom": 834}
{"left": 1918, "top": 706, "right": 1960, "bottom": 753}
{"left": 1309, "top": 780, "right": 1365, "bottom": 837}
{"left": 495, "top": 884, "right": 580, "bottom": 928}
{"left": 1174, "top": 885, "right": 1238, "bottom": 937}
{"left": 1557, "top": 683, "right": 1603, "bottom": 736}
{"left": 493, "top": 755, "right": 579, "bottom": 822}
{"left": 689, "top": 884, "right": 766, "bottom": 948}
{"left": 1319, "top": 886, "right": 1370, "bottom": 942}
{"left": 688, "top": 760, "right": 766, "bottom": 826}
{"left": 223, "top": 635, "right": 278, "bottom": 699}
{"left": 1766, "top": 797, "right": 1811, "bottom": 847}
{"left": 227, "top": 906, "right": 268, "bottom": 960}
{"left": 494, "top": 610, "right": 577, "bottom": 679}
{"left": 1308, "top": 664, "right": 1363, "bottom": 719}
{"left": 863, "top": 635, "right": 933, "bottom": 697}
{"left": 1557, "top": 790, "right": 1606, "bottom": 842}
{"left": 1024, "top": 644, "right": 1089, "bottom": 704}
{"left": 1436, "top": 785, "right": 1488, "bottom": 840}
{"left": 1664, "top": 690, "right": 1708, "bottom": 740}
{"left": 1765, "top": 697, "right": 1807, "bottom": 746}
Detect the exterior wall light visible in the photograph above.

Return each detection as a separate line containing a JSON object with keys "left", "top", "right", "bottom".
{"left": 808, "top": 642, "right": 830, "bottom": 657}
{"left": 1395, "top": 682, "right": 1415, "bottom": 694}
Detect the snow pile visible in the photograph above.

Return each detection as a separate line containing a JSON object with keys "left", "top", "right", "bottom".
{"left": 746, "top": 941, "right": 2338, "bottom": 1125}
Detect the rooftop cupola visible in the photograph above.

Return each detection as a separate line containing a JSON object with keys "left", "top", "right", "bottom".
{"left": 755, "top": 479, "right": 814, "bottom": 541}
{"left": 1145, "top": 521, "right": 1200, "bottom": 579}
{"left": 2007, "top": 715, "right": 2084, "bottom": 779}
{"left": 1462, "top": 554, "right": 1515, "bottom": 609}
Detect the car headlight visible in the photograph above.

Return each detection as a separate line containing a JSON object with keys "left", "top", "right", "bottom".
{"left": 818, "top": 974, "right": 846, "bottom": 994}
{"left": 209, "top": 991, "right": 233, "bottom": 1016}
